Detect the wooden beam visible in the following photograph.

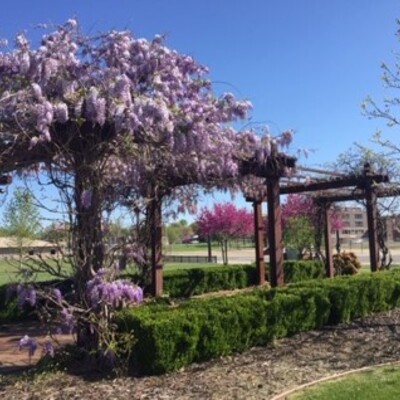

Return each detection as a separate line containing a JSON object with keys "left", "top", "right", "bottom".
{"left": 316, "top": 187, "right": 400, "bottom": 203}
{"left": 253, "top": 200, "right": 266, "bottom": 285}
{"left": 297, "top": 166, "right": 347, "bottom": 177}
{"left": 322, "top": 204, "right": 334, "bottom": 278}
{"left": 0, "top": 175, "right": 11, "bottom": 185}
{"left": 364, "top": 165, "right": 380, "bottom": 272}
{"left": 281, "top": 174, "right": 389, "bottom": 195}
{"left": 267, "top": 178, "right": 284, "bottom": 287}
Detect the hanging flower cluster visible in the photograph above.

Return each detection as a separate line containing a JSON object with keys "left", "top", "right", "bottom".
{"left": 86, "top": 269, "right": 143, "bottom": 310}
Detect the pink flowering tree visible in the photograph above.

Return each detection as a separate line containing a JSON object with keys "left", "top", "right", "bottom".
{"left": 267, "top": 194, "right": 343, "bottom": 259}
{"left": 197, "top": 203, "right": 254, "bottom": 264}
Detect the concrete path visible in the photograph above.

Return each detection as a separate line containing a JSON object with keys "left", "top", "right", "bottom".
{"left": 170, "top": 247, "right": 400, "bottom": 265}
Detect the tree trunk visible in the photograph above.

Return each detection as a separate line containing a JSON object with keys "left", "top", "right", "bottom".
{"left": 148, "top": 197, "right": 164, "bottom": 296}
{"left": 74, "top": 169, "right": 104, "bottom": 285}
{"left": 73, "top": 164, "right": 104, "bottom": 349}
{"left": 221, "top": 239, "right": 228, "bottom": 265}
{"left": 207, "top": 235, "right": 213, "bottom": 262}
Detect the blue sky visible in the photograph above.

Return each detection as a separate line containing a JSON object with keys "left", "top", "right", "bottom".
{"left": 0, "top": 0, "right": 399, "bottom": 224}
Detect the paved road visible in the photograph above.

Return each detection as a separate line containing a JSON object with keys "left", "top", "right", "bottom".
{"left": 171, "top": 247, "right": 400, "bottom": 265}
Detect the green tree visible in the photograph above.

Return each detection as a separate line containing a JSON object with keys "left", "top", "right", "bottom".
{"left": 3, "top": 188, "right": 41, "bottom": 245}
{"left": 40, "top": 222, "right": 70, "bottom": 244}
{"left": 284, "top": 215, "right": 315, "bottom": 259}
{"left": 2, "top": 187, "right": 41, "bottom": 268}
{"left": 165, "top": 219, "right": 193, "bottom": 246}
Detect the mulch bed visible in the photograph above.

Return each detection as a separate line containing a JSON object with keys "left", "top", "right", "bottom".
{"left": 1, "top": 308, "right": 400, "bottom": 399}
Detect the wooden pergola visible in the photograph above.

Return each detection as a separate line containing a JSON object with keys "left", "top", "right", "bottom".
{"left": 247, "top": 162, "right": 399, "bottom": 287}
{"left": 1, "top": 129, "right": 398, "bottom": 295}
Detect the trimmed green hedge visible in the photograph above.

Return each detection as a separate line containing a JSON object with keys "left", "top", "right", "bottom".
{"left": 163, "top": 264, "right": 257, "bottom": 297}
{"left": 275, "top": 260, "right": 325, "bottom": 283}
{"left": 117, "top": 271, "right": 400, "bottom": 375}
{"left": 0, "top": 284, "right": 27, "bottom": 324}
{"left": 0, "top": 279, "right": 73, "bottom": 324}
{"left": 0, "top": 261, "right": 325, "bottom": 322}
{"left": 161, "top": 260, "right": 324, "bottom": 298}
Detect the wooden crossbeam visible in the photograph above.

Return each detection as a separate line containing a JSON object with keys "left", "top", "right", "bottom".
{"left": 297, "top": 166, "right": 347, "bottom": 177}
{"left": 280, "top": 174, "right": 389, "bottom": 194}
{"left": 0, "top": 175, "right": 12, "bottom": 185}
{"left": 315, "top": 187, "right": 400, "bottom": 203}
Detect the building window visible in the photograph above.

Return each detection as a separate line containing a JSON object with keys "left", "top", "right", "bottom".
{"left": 355, "top": 221, "right": 364, "bottom": 227}
{"left": 355, "top": 214, "right": 364, "bottom": 219}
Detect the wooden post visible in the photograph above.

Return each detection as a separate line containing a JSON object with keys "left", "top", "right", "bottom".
{"left": 150, "top": 199, "right": 164, "bottom": 296}
{"left": 253, "top": 200, "right": 266, "bottom": 285}
{"left": 0, "top": 175, "right": 11, "bottom": 185}
{"left": 322, "top": 203, "right": 334, "bottom": 278}
{"left": 267, "top": 178, "right": 284, "bottom": 287}
{"left": 364, "top": 164, "right": 380, "bottom": 272}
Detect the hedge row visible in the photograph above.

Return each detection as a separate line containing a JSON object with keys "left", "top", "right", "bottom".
{"left": 0, "top": 261, "right": 324, "bottom": 323}
{"left": 0, "top": 279, "right": 73, "bottom": 324}
{"left": 0, "top": 284, "right": 27, "bottom": 324}
{"left": 161, "top": 260, "right": 325, "bottom": 298}
{"left": 117, "top": 271, "right": 400, "bottom": 375}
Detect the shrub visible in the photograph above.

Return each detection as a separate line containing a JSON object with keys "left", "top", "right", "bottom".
{"left": 0, "top": 279, "right": 74, "bottom": 324}
{"left": 280, "top": 260, "right": 324, "bottom": 283}
{"left": 163, "top": 264, "right": 257, "bottom": 297}
{"left": 161, "top": 261, "right": 324, "bottom": 298}
{"left": 0, "top": 283, "right": 31, "bottom": 323}
{"left": 333, "top": 251, "right": 362, "bottom": 275}
{"left": 117, "top": 270, "right": 400, "bottom": 375}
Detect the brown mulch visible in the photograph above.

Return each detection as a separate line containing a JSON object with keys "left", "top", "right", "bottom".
{"left": 2, "top": 308, "right": 400, "bottom": 399}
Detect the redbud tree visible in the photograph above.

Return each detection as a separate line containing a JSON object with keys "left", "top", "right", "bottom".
{"left": 280, "top": 194, "right": 343, "bottom": 258}
{"left": 197, "top": 202, "right": 254, "bottom": 264}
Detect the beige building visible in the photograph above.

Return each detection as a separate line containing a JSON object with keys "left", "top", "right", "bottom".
{"left": 382, "top": 215, "right": 400, "bottom": 242}
{"left": 0, "top": 237, "right": 60, "bottom": 258}
{"left": 335, "top": 206, "right": 368, "bottom": 241}
{"left": 333, "top": 206, "right": 400, "bottom": 243}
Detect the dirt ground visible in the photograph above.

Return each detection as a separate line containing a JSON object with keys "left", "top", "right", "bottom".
{"left": 0, "top": 322, "right": 73, "bottom": 372}
{"left": 2, "top": 308, "right": 400, "bottom": 399}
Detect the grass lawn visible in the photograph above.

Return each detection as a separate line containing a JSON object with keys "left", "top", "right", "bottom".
{"left": 0, "top": 258, "right": 73, "bottom": 286}
{"left": 358, "top": 264, "right": 400, "bottom": 274}
{"left": 0, "top": 258, "right": 222, "bottom": 285}
{"left": 288, "top": 364, "right": 400, "bottom": 399}
{"left": 164, "top": 243, "right": 218, "bottom": 253}
{"left": 164, "top": 242, "right": 255, "bottom": 254}
{"left": 165, "top": 262, "right": 220, "bottom": 270}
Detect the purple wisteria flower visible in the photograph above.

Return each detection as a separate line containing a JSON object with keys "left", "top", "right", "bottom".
{"left": 16, "top": 284, "right": 37, "bottom": 309}
{"left": 43, "top": 341, "right": 55, "bottom": 358}
{"left": 5, "top": 284, "right": 17, "bottom": 303}
{"left": 19, "top": 335, "right": 37, "bottom": 357}
{"left": 51, "top": 288, "right": 63, "bottom": 304}
{"left": 86, "top": 270, "right": 143, "bottom": 310}
{"left": 59, "top": 307, "right": 76, "bottom": 334}
{"left": 81, "top": 189, "right": 92, "bottom": 209}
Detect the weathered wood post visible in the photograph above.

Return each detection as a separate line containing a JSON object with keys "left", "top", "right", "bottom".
{"left": 267, "top": 177, "right": 284, "bottom": 287}
{"left": 364, "top": 163, "right": 380, "bottom": 272}
{"left": 253, "top": 200, "right": 266, "bottom": 285}
{"left": 322, "top": 202, "right": 334, "bottom": 278}
{"left": 241, "top": 145, "right": 296, "bottom": 287}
